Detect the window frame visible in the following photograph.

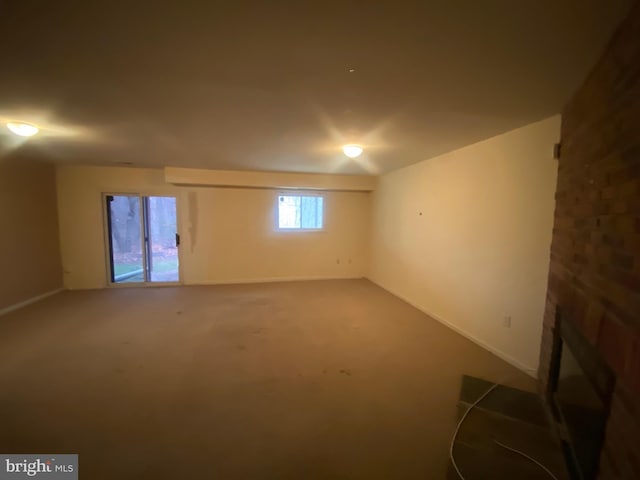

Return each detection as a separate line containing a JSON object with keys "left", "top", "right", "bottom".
{"left": 275, "top": 191, "right": 326, "bottom": 232}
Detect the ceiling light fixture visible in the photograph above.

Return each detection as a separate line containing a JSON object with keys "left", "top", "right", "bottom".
{"left": 6, "top": 122, "right": 39, "bottom": 137}
{"left": 342, "top": 144, "right": 363, "bottom": 158}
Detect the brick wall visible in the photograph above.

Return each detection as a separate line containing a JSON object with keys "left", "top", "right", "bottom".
{"left": 538, "top": 3, "right": 640, "bottom": 479}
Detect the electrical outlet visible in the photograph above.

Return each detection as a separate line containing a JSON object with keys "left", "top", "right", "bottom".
{"left": 503, "top": 316, "right": 512, "bottom": 328}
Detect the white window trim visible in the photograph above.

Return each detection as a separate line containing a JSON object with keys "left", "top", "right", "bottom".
{"left": 276, "top": 191, "right": 326, "bottom": 232}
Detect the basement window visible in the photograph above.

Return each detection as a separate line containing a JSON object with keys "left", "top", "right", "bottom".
{"left": 277, "top": 193, "right": 324, "bottom": 230}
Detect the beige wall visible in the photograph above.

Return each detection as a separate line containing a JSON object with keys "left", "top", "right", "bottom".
{"left": 57, "top": 165, "right": 370, "bottom": 289}
{"left": 0, "top": 158, "right": 62, "bottom": 310}
{"left": 368, "top": 116, "right": 561, "bottom": 375}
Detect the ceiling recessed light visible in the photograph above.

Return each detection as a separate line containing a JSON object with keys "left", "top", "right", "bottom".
{"left": 6, "top": 122, "right": 39, "bottom": 137}
{"left": 342, "top": 144, "right": 363, "bottom": 158}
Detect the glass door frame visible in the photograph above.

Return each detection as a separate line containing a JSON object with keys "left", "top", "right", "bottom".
{"left": 102, "top": 192, "right": 182, "bottom": 287}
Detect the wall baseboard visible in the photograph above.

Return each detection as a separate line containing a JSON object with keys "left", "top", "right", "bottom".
{"left": 366, "top": 277, "right": 538, "bottom": 378}
{"left": 0, "top": 288, "right": 64, "bottom": 317}
{"left": 189, "top": 275, "right": 364, "bottom": 286}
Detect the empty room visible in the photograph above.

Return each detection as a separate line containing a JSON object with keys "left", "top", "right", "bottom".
{"left": 1, "top": 2, "right": 639, "bottom": 479}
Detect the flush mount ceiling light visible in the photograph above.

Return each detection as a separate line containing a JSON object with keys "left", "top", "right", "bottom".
{"left": 342, "top": 144, "right": 363, "bottom": 158}
{"left": 6, "top": 122, "right": 40, "bottom": 137}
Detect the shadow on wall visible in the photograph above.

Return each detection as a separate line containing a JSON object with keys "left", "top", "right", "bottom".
{"left": 188, "top": 191, "right": 198, "bottom": 253}
{"left": 0, "top": 152, "right": 63, "bottom": 310}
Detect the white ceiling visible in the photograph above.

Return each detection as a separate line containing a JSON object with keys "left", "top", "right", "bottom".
{"left": 0, "top": 0, "right": 633, "bottom": 174}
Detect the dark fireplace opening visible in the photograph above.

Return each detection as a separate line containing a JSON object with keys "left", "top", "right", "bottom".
{"left": 547, "top": 308, "right": 615, "bottom": 480}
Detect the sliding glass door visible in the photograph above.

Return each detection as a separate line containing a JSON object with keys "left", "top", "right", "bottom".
{"left": 105, "top": 194, "right": 180, "bottom": 285}
{"left": 144, "top": 196, "right": 179, "bottom": 282}
{"left": 105, "top": 195, "right": 145, "bottom": 283}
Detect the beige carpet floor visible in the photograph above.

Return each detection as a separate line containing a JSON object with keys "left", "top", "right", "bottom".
{"left": 0, "top": 279, "right": 535, "bottom": 479}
